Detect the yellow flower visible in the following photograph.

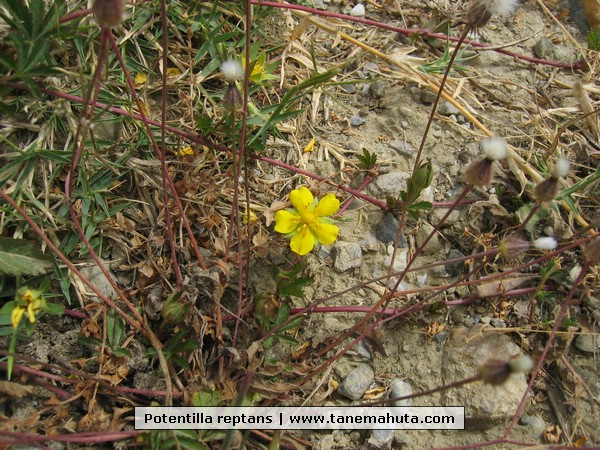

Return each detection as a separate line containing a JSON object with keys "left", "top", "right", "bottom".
{"left": 11, "top": 289, "right": 43, "bottom": 328}
{"left": 274, "top": 186, "right": 340, "bottom": 255}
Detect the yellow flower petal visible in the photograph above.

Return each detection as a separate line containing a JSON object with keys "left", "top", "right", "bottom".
{"left": 313, "top": 221, "right": 339, "bottom": 245}
{"left": 274, "top": 210, "right": 300, "bottom": 234}
{"left": 289, "top": 187, "right": 313, "bottom": 213}
{"left": 11, "top": 306, "right": 25, "bottom": 328}
{"left": 314, "top": 193, "right": 340, "bottom": 217}
{"left": 290, "top": 225, "right": 316, "bottom": 255}
{"left": 26, "top": 302, "right": 36, "bottom": 323}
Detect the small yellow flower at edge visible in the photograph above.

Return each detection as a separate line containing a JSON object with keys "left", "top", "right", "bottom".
{"left": 274, "top": 186, "right": 340, "bottom": 256}
{"left": 11, "top": 289, "right": 43, "bottom": 328}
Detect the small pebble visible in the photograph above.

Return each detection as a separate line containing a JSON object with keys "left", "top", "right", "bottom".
{"left": 420, "top": 89, "right": 437, "bottom": 104}
{"left": 575, "top": 334, "right": 600, "bottom": 353}
{"left": 435, "top": 330, "right": 449, "bottom": 345}
{"left": 338, "top": 364, "right": 375, "bottom": 400}
{"left": 480, "top": 316, "right": 491, "bottom": 324}
{"left": 388, "top": 379, "right": 413, "bottom": 407}
{"left": 369, "top": 80, "right": 385, "bottom": 99}
{"left": 490, "top": 318, "right": 506, "bottom": 328}
{"left": 350, "top": 3, "right": 365, "bottom": 16}
{"left": 350, "top": 116, "right": 366, "bottom": 126}
{"left": 532, "top": 37, "right": 555, "bottom": 59}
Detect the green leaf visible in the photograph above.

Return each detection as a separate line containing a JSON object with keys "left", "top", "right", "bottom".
{"left": 0, "top": 237, "right": 53, "bottom": 276}
{"left": 106, "top": 308, "right": 125, "bottom": 350}
{"left": 589, "top": 29, "right": 600, "bottom": 52}
{"left": 357, "top": 148, "right": 377, "bottom": 170}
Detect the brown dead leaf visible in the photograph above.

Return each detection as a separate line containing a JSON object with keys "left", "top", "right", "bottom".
{"left": 476, "top": 274, "right": 534, "bottom": 298}
{"left": 0, "top": 381, "right": 34, "bottom": 399}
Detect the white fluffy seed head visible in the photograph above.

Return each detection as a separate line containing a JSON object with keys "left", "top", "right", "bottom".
{"left": 481, "top": 136, "right": 508, "bottom": 161}
{"left": 350, "top": 3, "right": 365, "bottom": 16}
{"left": 509, "top": 355, "right": 534, "bottom": 374}
{"left": 485, "top": 0, "right": 519, "bottom": 16}
{"left": 554, "top": 158, "right": 570, "bottom": 178}
{"left": 220, "top": 59, "right": 243, "bottom": 83}
{"left": 534, "top": 237, "right": 557, "bottom": 251}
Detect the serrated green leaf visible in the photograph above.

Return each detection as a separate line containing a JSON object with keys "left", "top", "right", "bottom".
{"left": 0, "top": 237, "right": 53, "bottom": 276}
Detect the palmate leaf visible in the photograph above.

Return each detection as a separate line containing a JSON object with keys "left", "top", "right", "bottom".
{"left": 0, "top": 237, "right": 53, "bottom": 276}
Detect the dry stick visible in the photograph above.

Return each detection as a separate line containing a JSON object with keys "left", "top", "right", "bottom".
{"left": 160, "top": 0, "right": 184, "bottom": 289}
{"left": 504, "top": 261, "right": 591, "bottom": 438}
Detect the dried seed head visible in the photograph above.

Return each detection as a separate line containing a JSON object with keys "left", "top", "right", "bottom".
{"left": 465, "top": 158, "right": 495, "bottom": 186}
{"left": 534, "top": 158, "right": 570, "bottom": 202}
{"left": 480, "top": 359, "right": 512, "bottom": 385}
{"left": 534, "top": 177, "right": 559, "bottom": 202}
{"left": 499, "top": 235, "right": 530, "bottom": 259}
{"left": 534, "top": 237, "right": 557, "bottom": 251}
{"left": 480, "top": 355, "right": 533, "bottom": 385}
{"left": 220, "top": 59, "right": 244, "bottom": 84}
{"left": 223, "top": 84, "right": 243, "bottom": 112}
{"left": 92, "top": 0, "right": 125, "bottom": 29}
{"left": 466, "top": 0, "right": 519, "bottom": 29}
{"left": 584, "top": 237, "right": 600, "bottom": 266}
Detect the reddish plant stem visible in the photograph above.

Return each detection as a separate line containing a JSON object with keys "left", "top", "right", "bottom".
{"left": 0, "top": 357, "right": 183, "bottom": 399}
{"left": 336, "top": 174, "right": 374, "bottom": 216}
{"left": 249, "top": 1, "right": 584, "bottom": 70}
{"left": 504, "top": 262, "right": 590, "bottom": 438}
{"left": 59, "top": 1, "right": 583, "bottom": 70}
{"left": 229, "top": 0, "right": 254, "bottom": 360}
{"left": 0, "top": 191, "right": 145, "bottom": 335}
{"left": 0, "top": 431, "right": 142, "bottom": 445}
{"left": 64, "top": 28, "right": 146, "bottom": 328}
{"left": 107, "top": 33, "right": 207, "bottom": 273}
{"left": 159, "top": 0, "right": 184, "bottom": 289}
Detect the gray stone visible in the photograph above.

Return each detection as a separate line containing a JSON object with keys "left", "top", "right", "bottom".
{"left": 383, "top": 248, "right": 408, "bottom": 272}
{"left": 420, "top": 89, "right": 437, "bottom": 104}
{"left": 369, "top": 80, "right": 385, "bottom": 99}
{"left": 375, "top": 213, "right": 405, "bottom": 245}
{"left": 520, "top": 414, "right": 546, "bottom": 438}
{"left": 350, "top": 116, "right": 366, "bottom": 126}
{"left": 388, "top": 379, "right": 413, "bottom": 407}
{"left": 332, "top": 241, "right": 363, "bottom": 272}
{"left": 533, "top": 37, "right": 555, "bottom": 59}
{"left": 445, "top": 249, "right": 466, "bottom": 277}
{"left": 575, "top": 334, "right": 600, "bottom": 353}
{"left": 341, "top": 83, "right": 356, "bottom": 94}
{"left": 438, "top": 101, "right": 460, "bottom": 116}
{"left": 356, "top": 340, "right": 372, "bottom": 360}
{"left": 490, "top": 318, "right": 506, "bottom": 328}
{"left": 369, "top": 170, "right": 409, "bottom": 197}
{"left": 364, "top": 62, "right": 379, "bottom": 74}
{"left": 416, "top": 222, "right": 443, "bottom": 255}
{"left": 368, "top": 429, "right": 394, "bottom": 449}
{"left": 441, "top": 326, "right": 529, "bottom": 428}
{"left": 338, "top": 364, "right": 375, "bottom": 400}
{"left": 318, "top": 245, "right": 331, "bottom": 260}
{"left": 388, "top": 140, "right": 416, "bottom": 157}
{"left": 359, "top": 234, "right": 381, "bottom": 252}
{"left": 429, "top": 207, "right": 460, "bottom": 227}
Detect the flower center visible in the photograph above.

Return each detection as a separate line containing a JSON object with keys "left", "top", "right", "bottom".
{"left": 299, "top": 210, "right": 317, "bottom": 226}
